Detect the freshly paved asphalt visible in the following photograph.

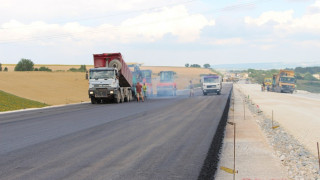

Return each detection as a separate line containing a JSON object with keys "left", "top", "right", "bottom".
{"left": 0, "top": 84, "right": 232, "bottom": 180}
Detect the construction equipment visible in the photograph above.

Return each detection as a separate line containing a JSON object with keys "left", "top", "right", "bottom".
{"left": 272, "top": 69, "right": 295, "bottom": 93}
{"left": 264, "top": 77, "right": 272, "bottom": 91}
{"left": 88, "top": 53, "right": 133, "bottom": 104}
{"left": 141, "top": 70, "right": 153, "bottom": 96}
{"left": 157, "top": 71, "right": 177, "bottom": 96}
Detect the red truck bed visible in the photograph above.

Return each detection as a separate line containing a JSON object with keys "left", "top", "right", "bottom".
{"left": 93, "top": 53, "right": 133, "bottom": 87}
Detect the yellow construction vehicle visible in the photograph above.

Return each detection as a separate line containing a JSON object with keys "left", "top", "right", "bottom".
{"left": 272, "top": 69, "right": 295, "bottom": 93}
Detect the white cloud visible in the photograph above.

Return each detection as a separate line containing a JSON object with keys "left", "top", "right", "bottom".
{"left": 0, "top": 5, "right": 214, "bottom": 44}
{"left": 295, "top": 40, "right": 320, "bottom": 48}
{"left": 244, "top": 2, "right": 320, "bottom": 35}
{"left": 208, "top": 38, "right": 245, "bottom": 46}
{"left": 308, "top": 0, "right": 320, "bottom": 13}
{"left": 0, "top": 0, "right": 196, "bottom": 24}
{"left": 244, "top": 10, "right": 294, "bottom": 26}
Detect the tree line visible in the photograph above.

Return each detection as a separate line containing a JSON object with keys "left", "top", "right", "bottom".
{"left": 185, "top": 63, "right": 211, "bottom": 68}
{"left": 247, "top": 66, "right": 320, "bottom": 83}
{"left": 0, "top": 58, "right": 87, "bottom": 72}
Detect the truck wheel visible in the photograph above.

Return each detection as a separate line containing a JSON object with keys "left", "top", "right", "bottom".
{"left": 91, "top": 97, "right": 97, "bottom": 104}
{"left": 217, "top": 92, "right": 221, "bottom": 95}
{"left": 114, "top": 94, "right": 120, "bottom": 103}
{"left": 128, "top": 92, "right": 132, "bottom": 102}
{"left": 120, "top": 92, "right": 124, "bottom": 103}
{"left": 124, "top": 91, "right": 129, "bottom": 102}
{"left": 203, "top": 93, "right": 207, "bottom": 96}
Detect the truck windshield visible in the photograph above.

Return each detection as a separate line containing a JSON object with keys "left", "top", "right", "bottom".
{"left": 280, "top": 77, "right": 295, "bottom": 83}
{"left": 204, "top": 77, "right": 219, "bottom": 83}
{"left": 160, "top": 73, "right": 173, "bottom": 82}
{"left": 90, "top": 70, "right": 115, "bottom": 79}
{"left": 265, "top": 79, "right": 271, "bottom": 83}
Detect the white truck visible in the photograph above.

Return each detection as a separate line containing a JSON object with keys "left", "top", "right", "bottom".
{"left": 200, "top": 75, "right": 222, "bottom": 95}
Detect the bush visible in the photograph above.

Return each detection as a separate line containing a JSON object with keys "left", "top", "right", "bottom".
{"left": 185, "top": 63, "right": 189, "bottom": 67}
{"left": 303, "top": 72, "right": 318, "bottom": 81}
{"left": 4, "top": 67, "right": 8, "bottom": 71}
{"left": 0, "top": 63, "right": 2, "bottom": 71}
{"left": 34, "top": 68, "right": 39, "bottom": 71}
{"left": 68, "top": 65, "right": 86, "bottom": 72}
{"left": 14, "top": 58, "right": 34, "bottom": 71}
{"left": 39, "top": 66, "right": 52, "bottom": 72}
{"left": 190, "top": 64, "right": 201, "bottom": 68}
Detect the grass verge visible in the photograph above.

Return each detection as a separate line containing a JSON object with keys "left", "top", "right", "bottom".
{"left": 0, "top": 90, "right": 47, "bottom": 112}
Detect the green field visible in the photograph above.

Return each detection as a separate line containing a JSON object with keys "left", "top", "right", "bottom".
{"left": 296, "top": 80, "right": 320, "bottom": 93}
{"left": 0, "top": 90, "right": 47, "bottom": 112}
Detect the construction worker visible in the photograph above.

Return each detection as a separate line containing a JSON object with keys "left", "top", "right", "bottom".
{"left": 136, "top": 82, "right": 144, "bottom": 102}
{"left": 189, "top": 80, "right": 194, "bottom": 97}
{"left": 143, "top": 83, "right": 147, "bottom": 99}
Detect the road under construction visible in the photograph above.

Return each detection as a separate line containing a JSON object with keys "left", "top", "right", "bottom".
{"left": 0, "top": 84, "right": 232, "bottom": 180}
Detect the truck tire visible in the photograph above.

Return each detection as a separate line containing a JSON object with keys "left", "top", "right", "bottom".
{"left": 120, "top": 92, "right": 124, "bottom": 103}
{"left": 114, "top": 94, "right": 120, "bottom": 103}
{"left": 217, "top": 91, "right": 221, "bottom": 95}
{"left": 91, "top": 97, "right": 97, "bottom": 104}
{"left": 124, "top": 91, "right": 129, "bottom": 102}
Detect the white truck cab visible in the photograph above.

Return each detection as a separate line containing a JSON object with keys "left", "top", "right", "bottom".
{"left": 200, "top": 75, "right": 222, "bottom": 95}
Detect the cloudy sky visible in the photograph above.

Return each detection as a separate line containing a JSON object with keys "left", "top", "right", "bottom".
{"left": 0, "top": 0, "right": 319, "bottom": 66}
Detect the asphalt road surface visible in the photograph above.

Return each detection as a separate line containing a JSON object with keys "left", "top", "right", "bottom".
{"left": 0, "top": 84, "right": 232, "bottom": 180}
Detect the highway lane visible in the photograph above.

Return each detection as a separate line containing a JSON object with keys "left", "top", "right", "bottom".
{"left": 0, "top": 84, "right": 232, "bottom": 180}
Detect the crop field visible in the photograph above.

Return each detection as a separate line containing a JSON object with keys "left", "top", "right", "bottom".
{"left": 0, "top": 90, "right": 47, "bottom": 112}
{"left": 0, "top": 65, "right": 213, "bottom": 107}
{"left": 0, "top": 71, "right": 90, "bottom": 105}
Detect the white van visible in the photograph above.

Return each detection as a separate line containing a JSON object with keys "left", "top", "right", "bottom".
{"left": 200, "top": 75, "right": 222, "bottom": 95}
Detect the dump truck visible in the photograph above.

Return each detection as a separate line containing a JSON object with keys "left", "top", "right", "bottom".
{"left": 88, "top": 53, "right": 133, "bottom": 104}
{"left": 200, "top": 75, "right": 222, "bottom": 95}
{"left": 272, "top": 69, "right": 295, "bottom": 93}
{"left": 157, "top": 71, "right": 176, "bottom": 96}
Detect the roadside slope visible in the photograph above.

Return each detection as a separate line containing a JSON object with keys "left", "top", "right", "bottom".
{"left": 0, "top": 90, "right": 47, "bottom": 112}
{"left": 236, "top": 83, "right": 320, "bottom": 157}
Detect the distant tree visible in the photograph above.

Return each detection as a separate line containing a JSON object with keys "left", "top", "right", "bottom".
{"left": 185, "top": 63, "right": 189, "bottom": 67}
{"left": 203, "top": 64, "right": 211, "bottom": 68}
{"left": 190, "top": 64, "right": 201, "bottom": 68}
{"left": 34, "top": 68, "right": 39, "bottom": 71}
{"left": 14, "top": 58, "right": 34, "bottom": 71}
{"left": 295, "top": 66, "right": 320, "bottom": 74}
{"left": 295, "top": 72, "right": 303, "bottom": 80}
{"left": 4, "top": 67, "right": 8, "bottom": 71}
{"left": 0, "top": 63, "right": 2, "bottom": 71}
{"left": 39, "top": 66, "right": 52, "bottom": 72}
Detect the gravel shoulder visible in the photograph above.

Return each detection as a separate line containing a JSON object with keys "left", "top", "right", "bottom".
{"left": 215, "top": 86, "right": 287, "bottom": 179}
{"left": 235, "top": 83, "right": 320, "bottom": 179}
{"left": 236, "top": 83, "right": 320, "bottom": 157}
